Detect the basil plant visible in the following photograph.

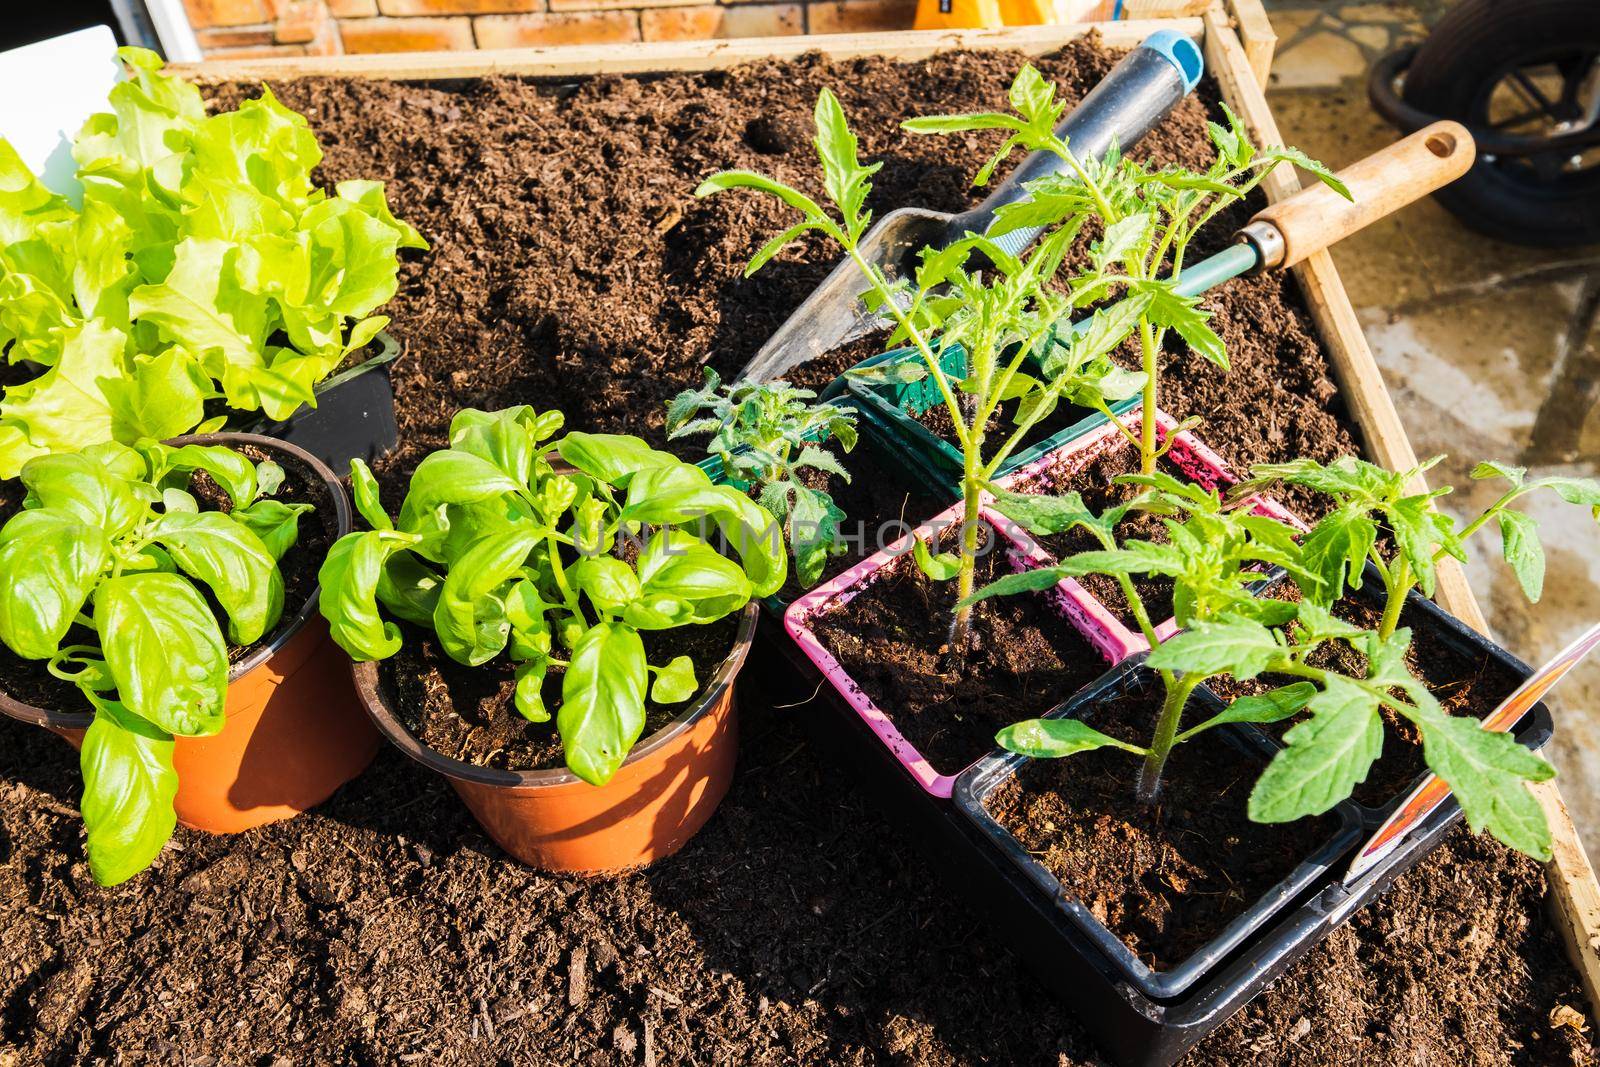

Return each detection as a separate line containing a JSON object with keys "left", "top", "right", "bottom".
{"left": 319, "top": 407, "right": 786, "bottom": 785}
{"left": 0, "top": 441, "right": 309, "bottom": 885}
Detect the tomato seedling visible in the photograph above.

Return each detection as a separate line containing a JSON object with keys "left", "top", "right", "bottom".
{"left": 972, "top": 467, "right": 1561, "bottom": 861}
{"left": 668, "top": 369, "right": 859, "bottom": 588}
{"left": 698, "top": 78, "right": 1145, "bottom": 646}
{"left": 1236, "top": 456, "right": 1600, "bottom": 639}
{"left": 903, "top": 67, "right": 1348, "bottom": 476}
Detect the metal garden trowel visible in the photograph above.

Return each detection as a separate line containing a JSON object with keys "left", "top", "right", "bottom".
{"left": 735, "top": 29, "right": 1206, "bottom": 385}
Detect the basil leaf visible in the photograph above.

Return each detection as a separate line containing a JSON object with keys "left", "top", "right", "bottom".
{"left": 317, "top": 530, "right": 421, "bottom": 660}
{"left": 79, "top": 694, "right": 178, "bottom": 886}
{"left": 230, "top": 499, "right": 312, "bottom": 561}
{"left": 631, "top": 529, "right": 752, "bottom": 627}
{"left": 148, "top": 512, "right": 284, "bottom": 645}
{"left": 348, "top": 458, "right": 392, "bottom": 531}
{"left": 432, "top": 527, "right": 540, "bottom": 666}
{"left": 557, "top": 432, "right": 679, "bottom": 486}
{"left": 514, "top": 659, "right": 550, "bottom": 723}
{"left": 448, "top": 407, "right": 536, "bottom": 485}
{"left": 145, "top": 442, "right": 259, "bottom": 509}
{"left": 572, "top": 556, "right": 642, "bottom": 615}
{"left": 398, "top": 449, "right": 523, "bottom": 528}
{"left": 20, "top": 451, "right": 144, "bottom": 534}
{"left": 559, "top": 622, "right": 648, "bottom": 786}
{"left": 94, "top": 572, "right": 228, "bottom": 736}
{"left": 0, "top": 510, "right": 109, "bottom": 659}
{"left": 650, "top": 654, "right": 698, "bottom": 704}
{"left": 375, "top": 550, "right": 442, "bottom": 628}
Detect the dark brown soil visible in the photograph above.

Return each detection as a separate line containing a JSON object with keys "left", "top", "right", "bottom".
{"left": 385, "top": 616, "right": 740, "bottom": 772}
{"left": 915, "top": 390, "right": 1107, "bottom": 465}
{"left": 805, "top": 521, "right": 1119, "bottom": 776}
{"left": 0, "top": 43, "right": 1585, "bottom": 1067}
{"left": 917, "top": 393, "right": 1003, "bottom": 448}
{"left": 0, "top": 442, "right": 336, "bottom": 716}
{"left": 1206, "top": 579, "right": 1525, "bottom": 810}
{"left": 204, "top": 36, "right": 1363, "bottom": 513}
{"left": 987, "top": 680, "right": 1339, "bottom": 971}
{"left": 784, "top": 329, "right": 895, "bottom": 394}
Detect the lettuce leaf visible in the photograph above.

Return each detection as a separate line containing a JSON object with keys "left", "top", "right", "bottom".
{"left": 0, "top": 46, "right": 426, "bottom": 476}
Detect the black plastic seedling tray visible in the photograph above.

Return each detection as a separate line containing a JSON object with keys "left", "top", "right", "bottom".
{"left": 953, "top": 659, "right": 1365, "bottom": 1001}
{"left": 766, "top": 584, "right": 1558, "bottom": 1066}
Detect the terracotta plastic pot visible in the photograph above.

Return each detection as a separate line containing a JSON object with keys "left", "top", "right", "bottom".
{"left": 0, "top": 433, "right": 379, "bottom": 834}
{"left": 350, "top": 600, "right": 759, "bottom": 876}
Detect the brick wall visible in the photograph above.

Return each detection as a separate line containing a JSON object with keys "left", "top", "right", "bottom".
{"left": 181, "top": 0, "right": 926, "bottom": 56}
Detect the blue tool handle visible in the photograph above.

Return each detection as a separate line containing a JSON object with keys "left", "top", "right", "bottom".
{"left": 947, "top": 30, "right": 1204, "bottom": 257}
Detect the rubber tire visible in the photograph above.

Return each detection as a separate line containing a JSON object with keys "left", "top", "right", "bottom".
{"left": 1401, "top": 0, "right": 1600, "bottom": 247}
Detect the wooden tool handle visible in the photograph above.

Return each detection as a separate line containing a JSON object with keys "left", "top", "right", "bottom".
{"left": 1244, "top": 121, "right": 1475, "bottom": 270}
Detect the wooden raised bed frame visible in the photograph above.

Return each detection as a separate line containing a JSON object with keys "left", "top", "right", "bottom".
{"left": 176, "top": 0, "right": 1600, "bottom": 1013}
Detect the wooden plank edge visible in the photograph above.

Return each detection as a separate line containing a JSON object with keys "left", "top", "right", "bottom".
{"left": 1221, "top": 0, "right": 1276, "bottom": 89}
{"left": 173, "top": 19, "right": 1203, "bottom": 83}
{"left": 1203, "top": 6, "right": 1600, "bottom": 1009}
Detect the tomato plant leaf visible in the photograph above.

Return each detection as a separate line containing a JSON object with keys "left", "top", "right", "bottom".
{"left": 1249, "top": 676, "right": 1383, "bottom": 822}
{"left": 1497, "top": 508, "right": 1545, "bottom": 603}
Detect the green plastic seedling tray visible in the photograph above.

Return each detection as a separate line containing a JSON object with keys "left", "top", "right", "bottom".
{"left": 841, "top": 340, "right": 1140, "bottom": 502}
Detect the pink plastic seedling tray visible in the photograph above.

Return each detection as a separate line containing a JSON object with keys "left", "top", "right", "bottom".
{"left": 992, "top": 407, "right": 1306, "bottom": 649}
{"left": 784, "top": 501, "right": 1139, "bottom": 798}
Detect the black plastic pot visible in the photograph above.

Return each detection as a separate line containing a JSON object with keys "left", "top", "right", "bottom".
{"left": 238, "top": 331, "right": 401, "bottom": 473}
{"left": 770, "top": 576, "right": 1556, "bottom": 1065}
{"left": 954, "top": 660, "right": 1364, "bottom": 1001}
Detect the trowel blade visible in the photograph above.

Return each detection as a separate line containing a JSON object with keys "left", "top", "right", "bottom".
{"left": 736, "top": 206, "right": 951, "bottom": 385}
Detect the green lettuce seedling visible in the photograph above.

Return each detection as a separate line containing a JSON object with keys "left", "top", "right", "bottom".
{"left": 0, "top": 47, "right": 427, "bottom": 478}
{"left": 1235, "top": 455, "right": 1600, "bottom": 639}
{"left": 697, "top": 79, "right": 1145, "bottom": 646}
{"left": 0, "top": 441, "right": 308, "bottom": 884}
{"left": 667, "top": 369, "right": 859, "bottom": 588}
{"left": 903, "top": 67, "right": 1349, "bottom": 474}
{"left": 318, "top": 407, "right": 785, "bottom": 786}
{"left": 970, "top": 469, "right": 1559, "bottom": 860}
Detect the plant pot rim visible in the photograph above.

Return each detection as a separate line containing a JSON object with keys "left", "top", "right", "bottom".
{"left": 0, "top": 431, "right": 353, "bottom": 732}
{"left": 350, "top": 598, "right": 760, "bottom": 791}
{"left": 992, "top": 408, "right": 1306, "bottom": 647}
{"left": 784, "top": 500, "right": 1136, "bottom": 797}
